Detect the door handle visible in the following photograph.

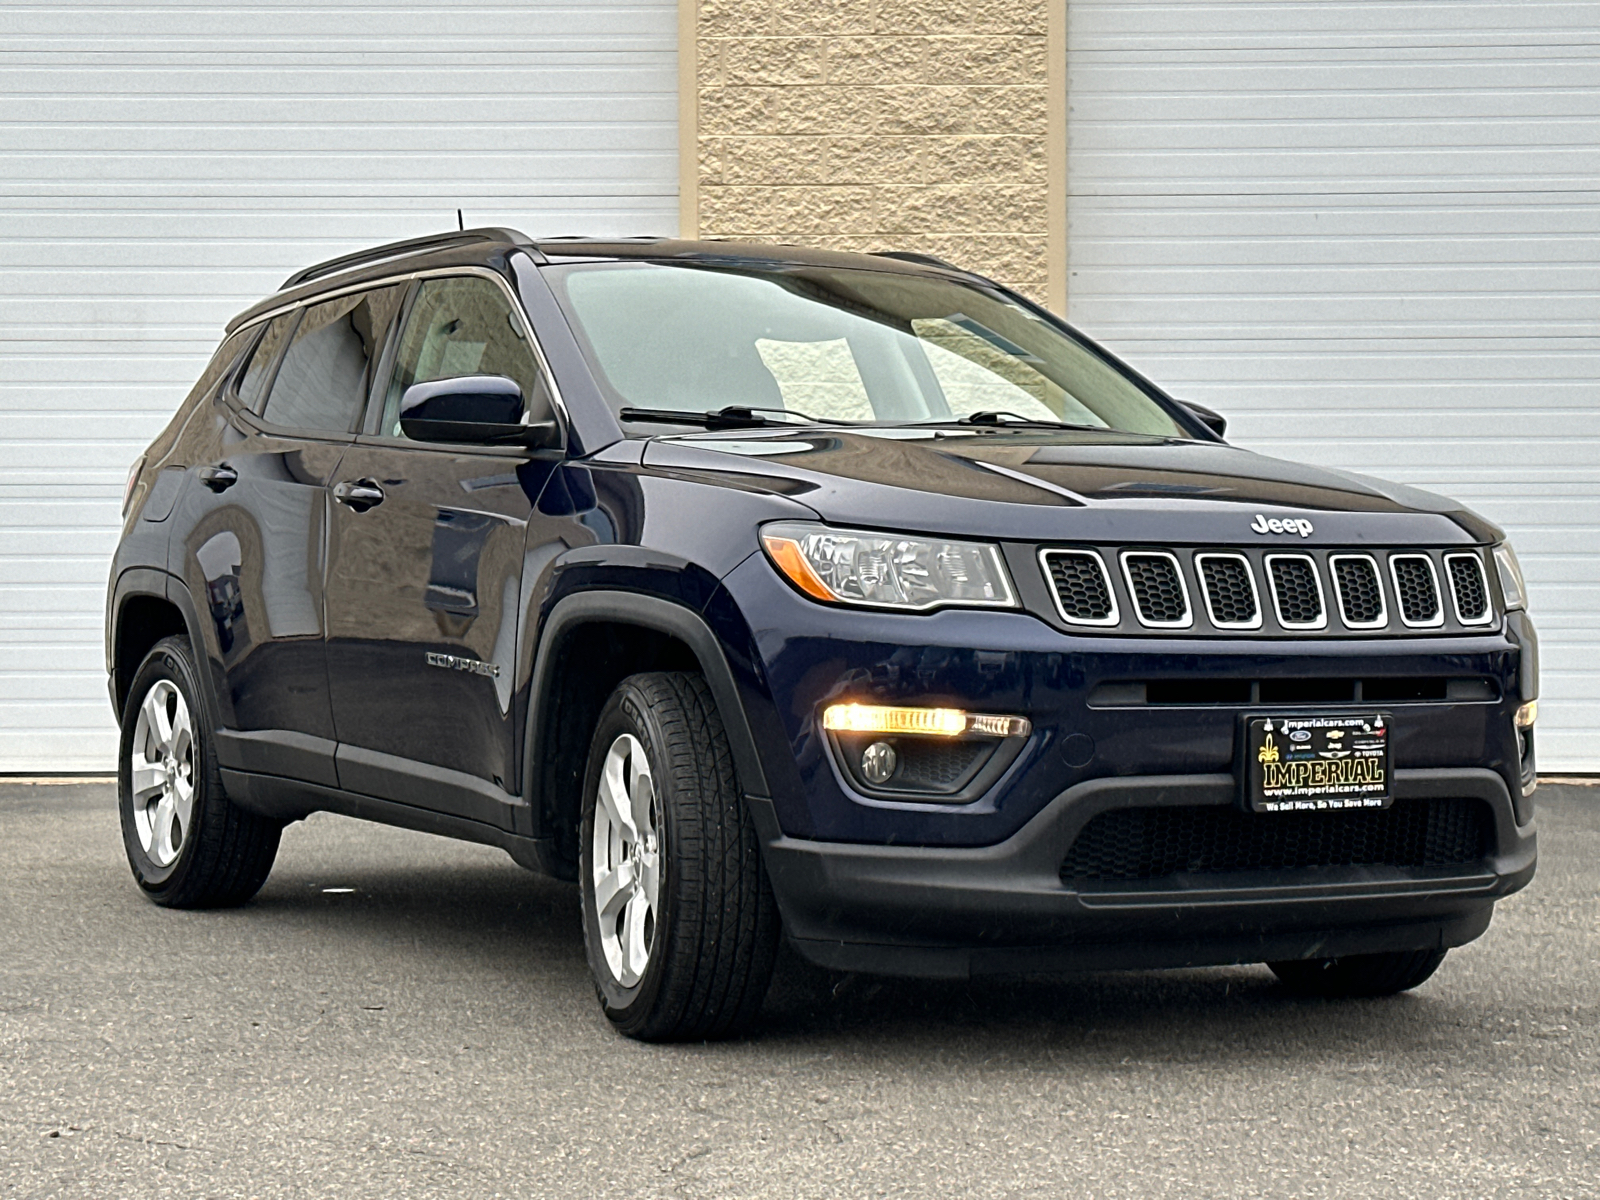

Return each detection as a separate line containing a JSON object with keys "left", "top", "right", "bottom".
{"left": 197, "top": 464, "right": 238, "bottom": 492}
{"left": 333, "top": 478, "right": 386, "bottom": 512}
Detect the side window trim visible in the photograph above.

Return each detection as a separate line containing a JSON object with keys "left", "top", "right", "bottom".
{"left": 361, "top": 279, "right": 421, "bottom": 436}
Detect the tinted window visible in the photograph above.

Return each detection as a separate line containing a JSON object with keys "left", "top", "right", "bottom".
{"left": 261, "top": 286, "right": 405, "bottom": 433}
{"left": 379, "top": 275, "right": 551, "bottom": 439}
{"left": 235, "top": 313, "right": 296, "bottom": 412}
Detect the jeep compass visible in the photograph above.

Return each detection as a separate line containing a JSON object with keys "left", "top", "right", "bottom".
{"left": 107, "top": 229, "right": 1538, "bottom": 1040}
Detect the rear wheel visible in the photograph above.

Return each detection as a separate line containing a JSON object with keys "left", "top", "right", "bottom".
{"left": 1268, "top": 948, "right": 1447, "bottom": 998}
{"left": 119, "top": 636, "right": 281, "bottom": 907}
{"left": 579, "top": 672, "right": 779, "bottom": 1041}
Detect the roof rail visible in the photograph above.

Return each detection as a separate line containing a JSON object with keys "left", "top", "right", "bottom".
{"left": 279, "top": 227, "right": 538, "bottom": 290}
{"left": 869, "top": 250, "right": 965, "bottom": 272}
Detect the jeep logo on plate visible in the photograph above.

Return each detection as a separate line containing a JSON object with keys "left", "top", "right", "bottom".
{"left": 1251, "top": 514, "right": 1314, "bottom": 538}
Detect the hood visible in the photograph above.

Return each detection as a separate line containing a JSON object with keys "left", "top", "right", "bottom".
{"left": 640, "top": 428, "right": 1498, "bottom": 546}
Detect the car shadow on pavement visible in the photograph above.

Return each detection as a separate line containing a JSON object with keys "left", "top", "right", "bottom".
{"left": 756, "top": 942, "right": 1460, "bottom": 1055}
{"left": 247, "top": 857, "right": 594, "bottom": 982}
{"left": 245, "top": 849, "right": 1477, "bottom": 1066}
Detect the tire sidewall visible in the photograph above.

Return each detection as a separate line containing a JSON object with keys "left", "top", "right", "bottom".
{"left": 579, "top": 683, "right": 677, "bottom": 1027}
{"left": 119, "top": 637, "right": 210, "bottom": 897}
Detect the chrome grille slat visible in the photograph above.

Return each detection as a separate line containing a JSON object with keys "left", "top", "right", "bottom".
{"left": 1390, "top": 554, "right": 1444, "bottom": 627}
{"left": 1039, "top": 549, "right": 1118, "bottom": 626}
{"left": 1445, "top": 552, "right": 1492, "bottom": 625}
{"left": 1196, "top": 552, "right": 1261, "bottom": 629}
{"left": 1265, "top": 554, "right": 1327, "bottom": 629}
{"left": 1330, "top": 554, "right": 1386, "bottom": 629}
{"left": 1121, "top": 551, "right": 1191, "bottom": 627}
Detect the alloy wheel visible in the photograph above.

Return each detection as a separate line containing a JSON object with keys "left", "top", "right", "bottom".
{"left": 129, "top": 679, "right": 195, "bottom": 868}
{"left": 591, "top": 732, "right": 661, "bottom": 987}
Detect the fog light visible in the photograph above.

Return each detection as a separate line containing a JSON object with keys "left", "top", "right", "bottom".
{"left": 860, "top": 741, "right": 898, "bottom": 784}
{"left": 1515, "top": 700, "right": 1537, "bottom": 728}
{"left": 821, "top": 703, "right": 1031, "bottom": 738}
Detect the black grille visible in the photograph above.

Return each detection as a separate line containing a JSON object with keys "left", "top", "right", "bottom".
{"left": 1044, "top": 551, "right": 1115, "bottom": 623}
{"left": 1269, "top": 556, "right": 1323, "bottom": 625}
{"left": 1392, "top": 556, "right": 1441, "bottom": 624}
{"left": 1124, "top": 553, "right": 1188, "bottom": 624}
{"left": 1447, "top": 554, "right": 1489, "bottom": 621}
{"left": 1333, "top": 556, "right": 1384, "bottom": 626}
{"left": 894, "top": 739, "right": 987, "bottom": 789}
{"left": 1199, "top": 555, "right": 1257, "bottom": 625}
{"left": 1060, "top": 798, "right": 1491, "bottom": 883}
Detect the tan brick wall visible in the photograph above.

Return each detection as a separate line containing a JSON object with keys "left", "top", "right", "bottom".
{"left": 692, "top": 0, "right": 1051, "bottom": 300}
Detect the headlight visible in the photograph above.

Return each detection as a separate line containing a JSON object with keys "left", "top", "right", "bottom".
{"left": 760, "top": 522, "right": 1016, "bottom": 611}
{"left": 1492, "top": 542, "right": 1527, "bottom": 612}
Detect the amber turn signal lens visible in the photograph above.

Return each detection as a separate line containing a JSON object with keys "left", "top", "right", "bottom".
{"left": 1515, "top": 700, "right": 1537, "bottom": 728}
{"left": 760, "top": 532, "right": 835, "bottom": 602}
{"left": 821, "top": 703, "right": 1031, "bottom": 739}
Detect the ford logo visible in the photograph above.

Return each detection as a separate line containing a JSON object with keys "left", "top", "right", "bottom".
{"left": 1251, "top": 514, "right": 1314, "bottom": 537}
{"left": 1290, "top": 730, "right": 1312, "bottom": 742}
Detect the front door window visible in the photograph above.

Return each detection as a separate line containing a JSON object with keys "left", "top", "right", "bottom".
{"left": 378, "top": 276, "right": 551, "bottom": 438}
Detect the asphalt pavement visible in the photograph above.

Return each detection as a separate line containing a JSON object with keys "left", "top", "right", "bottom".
{"left": 2, "top": 780, "right": 1597, "bottom": 1199}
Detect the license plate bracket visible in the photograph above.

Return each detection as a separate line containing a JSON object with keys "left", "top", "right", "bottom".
{"left": 1243, "top": 713, "right": 1392, "bottom": 813}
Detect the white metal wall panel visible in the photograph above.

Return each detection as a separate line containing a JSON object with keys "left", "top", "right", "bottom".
{"left": 0, "top": 1, "right": 677, "bottom": 772}
{"left": 1067, "top": 0, "right": 1600, "bottom": 770}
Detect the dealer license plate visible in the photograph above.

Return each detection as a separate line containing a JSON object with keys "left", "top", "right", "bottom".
{"left": 1244, "top": 714, "right": 1391, "bottom": 813}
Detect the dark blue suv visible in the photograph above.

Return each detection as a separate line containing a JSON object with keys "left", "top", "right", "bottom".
{"left": 108, "top": 229, "right": 1538, "bottom": 1040}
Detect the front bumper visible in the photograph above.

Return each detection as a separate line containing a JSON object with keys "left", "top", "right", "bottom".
{"left": 717, "top": 552, "right": 1536, "bottom": 847}
{"left": 754, "top": 766, "right": 1535, "bottom": 979}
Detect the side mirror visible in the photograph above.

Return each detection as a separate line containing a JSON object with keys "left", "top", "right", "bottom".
{"left": 1178, "top": 400, "right": 1227, "bottom": 439}
{"left": 398, "top": 375, "right": 560, "bottom": 448}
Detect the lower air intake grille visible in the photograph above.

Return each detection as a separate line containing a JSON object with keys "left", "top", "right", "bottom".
{"left": 1333, "top": 556, "right": 1384, "bottom": 625}
{"left": 1060, "top": 798, "right": 1490, "bottom": 883}
{"left": 894, "top": 739, "right": 987, "bottom": 789}
{"left": 1043, "top": 551, "right": 1115, "bottom": 623}
{"left": 1447, "top": 554, "right": 1490, "bottom": 622}
{"left": 1198, "top": 555, "right": 1257, "bottom": 626}
{"left": 1268, "top": 556, "right": 1323, "bottom": 625}
{"left": 1124, "top": 553, "right": 1188, "bottom": 625}
{"left": 1392, "top": 555, "right": 1442, "bottom": 624}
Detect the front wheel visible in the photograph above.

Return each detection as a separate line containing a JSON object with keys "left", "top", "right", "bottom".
{"left": 1268, "top": 948, "right": 1447, "bottom": 998}
{"left": 579, "top": 672, "right": 779, "bottom": 1041}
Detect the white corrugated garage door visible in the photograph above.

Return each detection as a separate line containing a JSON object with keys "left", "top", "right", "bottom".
{"left": 0, "top": 1, "right": 678, "bottom": 772}
{"left": 1067, "top": 0, "right": 1600, "bottom": 771}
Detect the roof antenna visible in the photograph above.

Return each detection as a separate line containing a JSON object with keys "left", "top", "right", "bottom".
{"left": 457, "top": 208, "right": 464, "bottom": 232}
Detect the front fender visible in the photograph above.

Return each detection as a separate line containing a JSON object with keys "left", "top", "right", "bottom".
{"left": 524, "top": 587, "right": 770, "bottom": 807}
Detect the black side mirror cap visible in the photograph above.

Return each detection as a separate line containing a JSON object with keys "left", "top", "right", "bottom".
{"left": 398, "top": 375, "right": 561, "bottom": 449}
{"left": 1178, "top": 400, "right": 1227, "bottom": 439}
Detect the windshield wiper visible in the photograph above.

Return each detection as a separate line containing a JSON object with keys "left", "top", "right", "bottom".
{"left": 910, "top": 410, "right": 1108, "bottom": 431}
{"left": 618, "top": 404, "right": 844, "bottom": 430}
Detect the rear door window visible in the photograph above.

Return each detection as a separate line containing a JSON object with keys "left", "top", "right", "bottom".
{"left": 235, "top": 313, "right": 297, "bottom": 412}
{"left": 260, "top": 286, "right": 406, "bottom": 433}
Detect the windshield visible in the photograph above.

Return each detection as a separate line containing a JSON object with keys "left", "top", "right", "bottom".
{"left": 544, "top": 261, "right": 1188, "bottom": 437}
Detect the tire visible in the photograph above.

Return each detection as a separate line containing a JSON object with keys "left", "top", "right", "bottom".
{"left": 1268, "top": 948, "right": 1447, "bottom": 998}
{"left": 579, "top": 672, "right": 780, "bottom": 1041}
{"left": 118, "top": 635, "right": 281, "bottom": 908}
